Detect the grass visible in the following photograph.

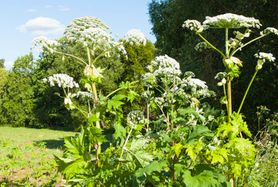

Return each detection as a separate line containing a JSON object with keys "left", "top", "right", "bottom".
{"left": 0, "top": 126, "right": 75, "bottom": 186}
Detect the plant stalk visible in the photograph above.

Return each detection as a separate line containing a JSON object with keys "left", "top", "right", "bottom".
{"left": 225, "top": 28, "right": 232, "bottom": 123}
{"left": 231, "top": 34, "right": 268, "bottom": 56}
{"left": 117, "top": 127, "right": 133, "bottom": 169}
{"left": 227, "top": 79, "right": 232, "bottom": 123}
{"left": 237, "top": 70, "right": 258, "bottom": 114}
{"left": 197, "top": 33, "right": 226, "bottom": 58}
{"left": 87, "top": 47, "right": 102, "bottom": 167}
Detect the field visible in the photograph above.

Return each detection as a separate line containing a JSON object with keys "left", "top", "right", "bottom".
{"left": 0, "top": 127, "right": 75, "bottom": 186}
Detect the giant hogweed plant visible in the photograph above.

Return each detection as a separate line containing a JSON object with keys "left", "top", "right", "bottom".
{"left": 183, "top": 13, "right": 277, "bottom": 185}
{"left": 34, "top": 14, "right": 277, "bottom": 186}
{"left": 34, "top": 16, "right": 222, "bottom": 186}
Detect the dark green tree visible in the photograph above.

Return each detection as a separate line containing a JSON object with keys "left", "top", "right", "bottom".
{"left": 120, "top": 40, "right": 155, "bottom": 82}
{"left": 0, "top": 59, "right": 5, "bottom": 68}
{"left": 0, "top": 60, "right": 8, "bottom": 108}
{"left": 0, "top": 54, "right": 38, "bottom": 127}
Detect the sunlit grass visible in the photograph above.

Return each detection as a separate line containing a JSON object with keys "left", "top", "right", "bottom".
{"left": 0, "top": 127, "right": 75, "bottom": 186}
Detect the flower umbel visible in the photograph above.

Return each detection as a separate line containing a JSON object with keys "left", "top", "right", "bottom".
{"left": 148, "top": 55, "right": 181, "bottom": 76}
{"left": 32, "top": 36, "right": 59, "bottom": 53}
{"left": 203, "top": 13, "right": 261, "bottom": 29}
{"left": 64, "top": 17, "right": 114, "bottom": 48}
{"left": 123, "top": 29, "right": 147, "bottom": 46}
{"left": 43, "top": 73, "right": 79, "bottom": 89}
{"left": 260, "top": 27, "right": 278, "bottom": 36}
{"left": 255, "top": 52, "right": 275, "bottom": 70}
{"left": 183, "top": 20, "right": 204, "bottom": 33}
{"left": 255, "top": 52, "right": 275, "bottom": 62}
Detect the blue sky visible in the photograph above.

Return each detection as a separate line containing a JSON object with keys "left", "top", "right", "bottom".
{"left": 0, "top": 0, "right": 155, "bottom": 69}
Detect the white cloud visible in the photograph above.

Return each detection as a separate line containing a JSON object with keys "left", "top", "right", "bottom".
{"left": 17, "top": 17, "right": 64, "bottom": 36}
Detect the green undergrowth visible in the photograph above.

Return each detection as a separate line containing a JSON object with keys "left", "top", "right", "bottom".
{"left": 0, "top": 127, "right": 75, "bottom": 186}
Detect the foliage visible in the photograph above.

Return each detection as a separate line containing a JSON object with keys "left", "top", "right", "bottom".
{"left": 34, "top": 15, "right": 277, "bottom": 186}
{"left": 248, "top": 109, "right": 278, "bottom": 187}
{"left": 120, "top": 40, "right": 155, "bottom": 82}
{"left": 0, "top": 54, "right": 38, "bottom": 127}
{"left": 0, "top": 66, "right": 8, "bottom": 96}
{"left": 0, "top": 59, "right": 5, "bottom": 68}
{"left": 183, "top": 13, "right": 277, "bottom": 185}
{"left": 149, "top": 0, "right": 278, "bottom": 130}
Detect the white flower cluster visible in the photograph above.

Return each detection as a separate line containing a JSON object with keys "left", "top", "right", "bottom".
{"left": 203, "top": 13, "right": 261, "bottom": 29}
{"left": 43, "top": 73, "right": 79, "bottom": 89}
{"left": 255, "top": 52, "right": 275, "bottom": 62}
{"left": 187, "top": 78, "right": 208, "bottom": 89}
{"left": 215, "top": 72, "right": 227, "bottom": 86}
{"left": 64, "top": 93, "right": 75, "bottom": 109}
{"left": 148, "top": 55, "right": 181, "bottom": 76}
{"left": 260, "top": 27, "right": 278, "bottom": 36}
{"left": 75, "top": 91, "right": 93, "bottom": 98}
{"left": 117, "top": 44, "right": 128, "bottom": 59}
{"left": 255, "top": 52, "right": 275, "bottom": 70}
{"left": 127, "top": 110, "right": 145, "bottom": 127}
{"left": 32, "top": 36, "right": 59, "bottom": 53}
{"left": 64, "top": 17, "right": 114, "bottom": 48}
{"left": 182, "top": 20, "right": 204, "bottom": 33}
{"left": 123, "top": 29, "right": 147, "bottom": 46}
{"left": 64, "top": 16, "right": 127, "bottom": 59}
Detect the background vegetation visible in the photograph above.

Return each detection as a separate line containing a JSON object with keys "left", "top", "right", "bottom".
{"left": 149, "top": 0, "right": 278, "bottom": 132}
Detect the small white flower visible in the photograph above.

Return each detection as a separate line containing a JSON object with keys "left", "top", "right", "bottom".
{"left": 150, "top": 55, "right": 181, "bottom": 76}
{"left": 123, "top": 29, "right": 147, "bottom": 46}
{"left": 64, "top": 94, "right": 75, "bottom": 110}
{"left": 32, "top": 36, "right": 59, "bottom": 52}
{"left": 203, "top": 13, "right": 261, "bottom": 29}
{"left": 217, "top": 78, "right": 227, "bottom": 86}
{"left": 44, "top": 74, "right": 79, "bottom": 88}
{"left": 255, "top": 52, "right": 275, "bottom": 62}
{"left": 188, "top": 78, "right": 208, "bottom": 89}
{"left": 75, "top": 91, "right": 93, "bottom": 98}
{"left": 64, "top": 16, "right": 116, "bottom": 51}
{"left": 64, "top": 97, "right": 72, "bottom": 105}
{"left": 255, "top": 52, "right": 275, "bottom": 70}
{"left": 183, "top": 20, "right": 204, "bottom": 33}
{"left": 225, "top": 56, "right": 242, "bottom": 66}
{"left": 117, "top": 44, "right": 128, "bottom": 59}
{"left": 260, "top": 27, "right": 278, "bottom": 36}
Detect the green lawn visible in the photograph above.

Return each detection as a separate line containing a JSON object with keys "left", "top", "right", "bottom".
{"left": 0, "top": 127, "right": 75, "bottom": 186}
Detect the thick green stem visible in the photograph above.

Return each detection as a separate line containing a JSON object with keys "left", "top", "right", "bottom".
{"left": 225, "top": 28, "right": 229, "bottom": 57}
{"left": 237, "top": 70, "right": 258, "bottom": 114}
{"left": 87, "top": 47, "right": 102, "bottom": 167}
{"left": 197, "top": 33, "right": 226, "bottom": 58}
{"left": 223, "top": 85, "right": 228, "bottom": 112}
{"left": 86, "top": 47, "right": 99, "bottom": 103}
{"left": 227, "top": 80, "right": 232, "bottom": 123}
{"left": 225, "top": 28, "right": 232, "bottom": 123}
